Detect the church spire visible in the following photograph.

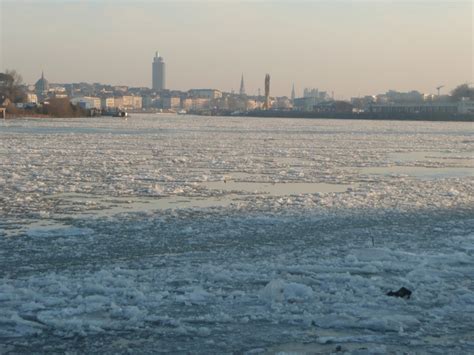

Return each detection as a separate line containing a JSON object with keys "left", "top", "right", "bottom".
{"left": 239, "top": 73, "right": 246, "bottom": 96}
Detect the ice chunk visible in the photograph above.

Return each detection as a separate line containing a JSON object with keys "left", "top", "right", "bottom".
{"left": 260, "top": 279, "right": 314, "bottom": 303}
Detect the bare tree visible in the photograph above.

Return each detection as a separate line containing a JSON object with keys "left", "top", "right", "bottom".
{"left": 0, "top": 69, "right": 26, "bottom": 103}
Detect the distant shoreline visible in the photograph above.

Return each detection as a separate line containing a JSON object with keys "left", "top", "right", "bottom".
{"left": 3, "top": 111, "right": 474, "bottom": 123}
{"left": 234, "top": 110, "right": 474, "bottom": 122}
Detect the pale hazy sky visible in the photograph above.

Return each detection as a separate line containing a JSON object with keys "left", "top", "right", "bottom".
{"left": 1, "top": 0, "right": 472, "bottom": 98}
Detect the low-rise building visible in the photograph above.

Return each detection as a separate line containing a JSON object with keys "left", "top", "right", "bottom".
{"left": 26, "top": 92, "right": 38, "bottom": 104}
{"left": 101, "top": 97, "right": 115, "bottom": 110}
{"left": 191, "top": 98, "right": 211, "bottom": 110}
{"left": 162, "top": 97, "right": 181, "bottom": 110}
{"left": 181, "top": 98, "right": 193, "bottom": 110}
{"left": 70, "top": 96, "right": 101, "bottom": 109}
{"left": 114, "top": 95, "right": 142, "bottom": 110}
{"left": 293, "top": 97, "right": 318, "bottom": 111}
{"left": 351, "top": 96, "right": 376, "bottom": 111}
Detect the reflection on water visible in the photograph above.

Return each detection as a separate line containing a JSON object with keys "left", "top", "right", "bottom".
{"left": 201, "top": 181, "right": 355, "bottom": 195}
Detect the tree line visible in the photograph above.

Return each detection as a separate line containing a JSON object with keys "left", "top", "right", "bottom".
{"left": 0, "top": 70, "right": 86, "bottom": 117}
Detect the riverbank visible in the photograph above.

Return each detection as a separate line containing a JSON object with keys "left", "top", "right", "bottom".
{"left": 238, "top": 110, "right": 474, "bottom": 122}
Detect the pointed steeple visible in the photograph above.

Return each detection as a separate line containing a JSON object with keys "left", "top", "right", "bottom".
{"left": 239, "top": 73, "right": 246, "bottom": 96}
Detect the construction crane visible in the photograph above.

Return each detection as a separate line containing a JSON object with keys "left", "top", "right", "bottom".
{"left": 436, "top": 85, "right": 445, "bottom": 96}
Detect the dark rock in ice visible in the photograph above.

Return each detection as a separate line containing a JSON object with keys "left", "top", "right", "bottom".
{"left": 387, "top": 287, "right": 412, "bottom": 299}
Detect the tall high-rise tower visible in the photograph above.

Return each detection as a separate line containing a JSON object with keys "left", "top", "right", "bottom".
{"left": 263, "top": 74, "right": 271, "bottom": 110}
{"left": 152, "top": 52, "right": 166, "bottom": 91}
{"left": 291, "top": 84, "right": 295, "bottom": 102}
{"left": 239, "top": 74, "right": 246, "bottom": 96}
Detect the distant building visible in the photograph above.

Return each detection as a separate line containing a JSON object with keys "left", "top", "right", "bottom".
{"left": 48, "top": 86, "right": 68, "bottom": 99}
{"left": 293, "top": 97, "right": 318, "bottom": 111}
{"left": 188, "top": 89, "right": 222, "bottom": 99}
{"left": 275, "top": 97, "right": 292, "bottom": 110}
{"left": 113, "top": 86, "right": 129, "bottom": 93}
{"left": 114, "top": 95, "right": 142, "bottom": 110}
{"left": 70, "top": 96, "right": 101, "bottom": 109}
{"left": 35, "top": 71, "right": 49, "bottom": 98}
{"left": 181, "top": 98, "right": 193, "bottom": 110}
{"left": 26, "top": 92, "right": 38, "bottom": 104}
{"left": 303, "top": 88, "right": 328, "bottom": 101}
{"left": 181, "top": 97, "right": 212, "bottom": 111}
{"left": 101, "top": 97, "right": 115, "bottom": 110}
{"left": 162, "top": 97, "right": 181, "bottom": 110}
{"left": 351, "top": 96, "right": 376, "bottom": 111}
{"left": 152, "top": 52, "right": 166, "bottom": 91}
{"left": 142, "top": 96, "right": 154, "bottom": 109}
{"left": 191, "top": 98, "right": 211, "bottom": 110}
{"left": 239, "top": 74, "right": 246, "bottom": 96}
{"left": 385, "top": 90, "right": 423, "bottom": 103}
{"left": 314, "top": 101, "right": 353, "bottom": 113}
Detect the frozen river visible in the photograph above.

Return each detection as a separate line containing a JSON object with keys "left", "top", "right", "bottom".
{"left": 0, "top": 115, "right": 473, "bottom": 353}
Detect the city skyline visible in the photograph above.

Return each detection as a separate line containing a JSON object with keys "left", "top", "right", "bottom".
{"left": 1, "top": 0, "right": 472, "bottom": 98}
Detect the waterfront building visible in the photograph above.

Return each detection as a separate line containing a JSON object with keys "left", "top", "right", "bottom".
{"left": 142, "top": 96, "right": 154, "bottom": 109}
{"left": 70, "top": 96, "right": 101, "bottom": 110}
{"left": 181, "top": 97, "right": 211, "bottom": 110}
{"left": 181, "top": 98, "right": 193, "bottom": 110}
{"left": 152, "top": 52, "right": 166, "bottom": 91}
{"left": 114, "top": 95, "right": 142, "bottom": 110}
{"left": 191, "top": 98, "right": 211, "bottom": 110}
{"left": 101, "top": 97, "right": 115, "bottom": 110}
{"left": 162, "top": 97, "right": 181, "bottom": 110}
{"left": 293, "top": 97, "right": 318, "bottom": 111}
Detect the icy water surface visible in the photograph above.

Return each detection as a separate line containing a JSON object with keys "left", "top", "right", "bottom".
{"left": 0, "top": 115, "right": 473, "bottom": 354}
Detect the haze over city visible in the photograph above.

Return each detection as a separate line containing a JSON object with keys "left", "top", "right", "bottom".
{"left": 1, "top": 0, "right": 472, "bottom": 98}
